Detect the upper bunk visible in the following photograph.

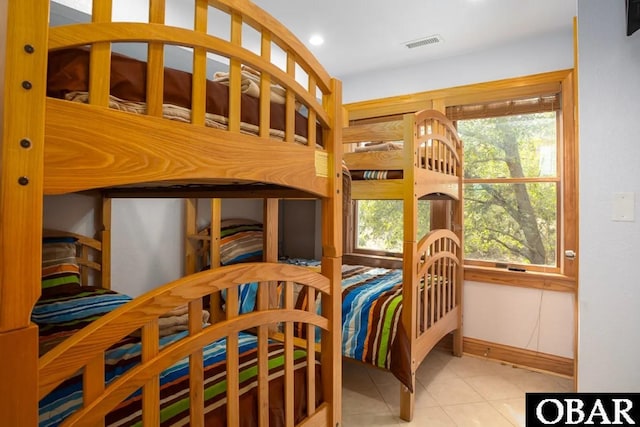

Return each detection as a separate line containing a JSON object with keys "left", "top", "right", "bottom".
{"left": 342, "top": 109, "right": 462, "bottom": 200}
{"left": 42, "top": 0, "right": 342, "bottom": 199}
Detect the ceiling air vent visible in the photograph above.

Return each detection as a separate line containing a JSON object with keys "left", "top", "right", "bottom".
{"left": 404, "top": 34, "right": 443, "bottom": 49}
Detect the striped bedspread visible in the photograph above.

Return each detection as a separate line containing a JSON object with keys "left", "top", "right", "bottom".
{"left": 341, "top": 265, "right": 403, "bottom": 368}
{"left": 36, "top": 284, "right": 322, "bottom": 427}
{"left": 290, "top": 261, "right": 412, "bottom": 390}
{"left": 40, "top": 330, "right": 320, "bottom": 427}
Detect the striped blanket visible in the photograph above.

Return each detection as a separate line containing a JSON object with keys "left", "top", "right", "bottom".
{"left": 37, "top": 288, "right": 321, "bottom": 427}
{"left": 292, "top": 263, "right": 412, "bottom": 391}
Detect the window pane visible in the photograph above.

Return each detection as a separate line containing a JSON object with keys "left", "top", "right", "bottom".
{"left": 458, "top": 113, "right": 557, "bottom": 180}
{"left": 356, "top": 200, "right": 430, "bottom": 253}
{"left": 464, "top": 182, "right": 557, "bottom": 266}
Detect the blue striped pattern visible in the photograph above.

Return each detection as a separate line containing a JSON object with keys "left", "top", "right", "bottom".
{"left": 341, "top": 266, "right": 403, "bottom": 361}
{"left": 32, "top": 289, "right": 132, "bottom": 324}
{"left": 39, "top": 332, "right": 260, "bottom": 427}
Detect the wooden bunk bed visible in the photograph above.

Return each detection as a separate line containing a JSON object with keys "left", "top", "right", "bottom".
{"left": 0, "top": 1, "right": 342, "bottom": 426}
{"left": 341, "top": 109, "right": 464, "bottom": 421}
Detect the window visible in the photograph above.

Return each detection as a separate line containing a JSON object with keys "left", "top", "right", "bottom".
{"left": 448, "top": 89, "right": 573, "bottom": 276}
{"left": 457, "top": 110, "right": 559, "bottom": 269}
{"left": 354, "top": 199, "right": 430, "bottom": 256}
{"left": 354, "top": 199, "right": 431, "bottom": 255}
{"left": 344, "top": 70, "right": 577, "bottom": 288}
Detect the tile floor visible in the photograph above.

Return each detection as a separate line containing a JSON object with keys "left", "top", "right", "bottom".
{"left": 341, "top": 349, "right": 573, "bottom": 426}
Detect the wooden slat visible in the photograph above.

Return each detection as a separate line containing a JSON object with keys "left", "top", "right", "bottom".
{"left": 89, "top": 0, "right": 112, "bottom": 107}
{"left": 257, "top": 283, "right": 270, "bottom": 427}
{"left": 47, "top": 22, "right": 332, "bottom": 128}
{"left": 141, "top": 319, "right": 160, "bottom": 427}
{"left": 212, "top": 0, "right": 332, "bottom": 93}
{"left": 189, "top": 299, "right": 205, "bottom": 425}
{"left": 84, "top": 353, "right": 106, "bottom": 427}
{"left": 264, "top": 198, "right": 280, "bottom": 334}
{"left": 225, "top": 284, "right": 239, "bottom": 426}
{"left": 284, "top": 282, "right": 294, "bottom": 426}
{"left": 259, "top": 30, "right": 272, "bottom": 139}
{"left": 146, "top": 0, "right": 165, "bottom": 118}
{"left": 208, "top": 199, "right": 225, "bottom": 323}
{"left": 307, "top": 75, "right": 317, "bottom": 147}
{"left": 306, "top": 287, "right": 316, "bottom": 414}
{"left": 285, "top": 53, "right": 296, "bottom": 143}
{"left": 228, "top": 12, "right": 242, "bottom": 133}
{"left": 191, "top": 0, "right": 208, "bottom": 126}
{"left": 184, "top": 198, "right": 198, "bottom": 275}
{"left": 342, "top": 120, "right": 404, "bottom": 144}
{"left": 101, "top": 196, "right": 112, "bottom": 289}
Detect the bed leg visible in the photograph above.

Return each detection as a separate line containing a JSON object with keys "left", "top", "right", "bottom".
{"left": 452, "top": 328, "right": 463, "bottom": 357}
{"left": 399, "top": 376, "right": 415, "bottom": 422}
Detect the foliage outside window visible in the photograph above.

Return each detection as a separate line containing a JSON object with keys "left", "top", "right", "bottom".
{"left": 453, "top": 103, "right": 560, "bottom": 270}
{"left": 356, "top": 200, "right": 430, "bottom": 255}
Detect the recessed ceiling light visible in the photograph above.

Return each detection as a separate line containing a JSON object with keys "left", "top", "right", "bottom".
{"left": 309, "top": 34, "right": 324, "bottom": 46}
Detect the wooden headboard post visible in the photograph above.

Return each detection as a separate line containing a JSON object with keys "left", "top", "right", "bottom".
{"left": 321, "top": 77, "right": 343, "bottom": 426}
{"left": 0, "top": 1, "right": 50, "bottom": 425}
{"left": 101, "top": 195, "right": 112, "bottom": 289}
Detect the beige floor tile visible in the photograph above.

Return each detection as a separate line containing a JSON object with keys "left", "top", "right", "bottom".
{"left": 404, "top": 406, "right": 457, "bottom": 426}
{"left": 443, "top": 354, "right": 503, "bottom": 378}
{"left": 377, "top": 381, "right": 439, "bottom": 413}
{"left": 442, "top": 401, "right": 515, "bottom": 427}
{"left": 490, "top": 397, "right": 527, "bottom": 427}
{"left": 415, "top": 357, "right": 460, "bottom": 386}
{"left": 425, "top": 377, "right": 485, "bottom": 406}
{"left": 464, "top": 374, "right": 526, "bottom": 401}
{"left": 367, "top": 365, "right": 400, "bottom": 386}
{"left": 343, "top": 361, "right": 378, "bottom": 389}
{"left": 341, "top": 347, "right": 572, "bottom": 427}
{"left": 501, "top": 369, "right": 570, "bottom": 393}
{"left": 341, "top": 412, "right": 401, "bottom": 427}
{"left": 342, "top": 386, "right": 390, "bottom": 416}
{"left": 552, "top": 375, "right": 575, "bottom": 391}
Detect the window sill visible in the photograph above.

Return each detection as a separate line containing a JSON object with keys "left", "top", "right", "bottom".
{"left": 464, "top": 265, "right": 576, "bottom": 293}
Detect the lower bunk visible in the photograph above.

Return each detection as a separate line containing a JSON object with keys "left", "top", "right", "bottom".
{"left": 197, "top": 219, "right": 462, "bottom": 421}
{"left": 36, "top": 232, "right": 338, "bottom": 427}
{"left": 289, "top": 228, "right": 463, "bottom": 421}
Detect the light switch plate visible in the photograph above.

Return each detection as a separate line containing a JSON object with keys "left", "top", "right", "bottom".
{"left": 612, "top": 192, "right": 635, "bottom": 222}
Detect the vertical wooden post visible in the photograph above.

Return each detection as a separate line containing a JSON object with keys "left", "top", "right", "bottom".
{"left": 263, "top": 198, "right": 280, "bottom": 326}
{"left": 400, "top": 113, "right": 417, "bottom": 421}
{"left": 321, "top": 78, "right": 343, "bottom": 427}
{"left": 184, "top": 198, "right": 198, "bottom": 275}
{"left": 0, "top": 1, "right": 49, "bottom": 425}
{"left": 101, "top": 195, "right": 112, "bottom": 289}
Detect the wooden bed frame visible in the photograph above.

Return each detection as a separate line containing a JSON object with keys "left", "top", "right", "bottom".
{"left": 342, "top": 109, "right": 464, "bottom": 421}
{"left": 0, "top": 1, "right": 342, "bottom": 426}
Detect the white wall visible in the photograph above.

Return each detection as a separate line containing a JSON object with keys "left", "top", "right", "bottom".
{"left": 44, "top": 196, "right": 264, "bottom": 297}
{"left": 342, "top": 28, "right": 573, "bottom": 104}
{"left": 465, "top": 282, "right": 574, "bottom": 358}
{"left": 43, "top": 193, "right": 99, "bottom": 237}
{"left": 343, "top": 29, "right": 576, "bottom": 359}
{"left": 577, "top": 0, "right": 640, "bottom": 391}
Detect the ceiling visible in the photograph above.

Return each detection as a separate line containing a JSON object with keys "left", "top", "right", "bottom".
{"left": 251, "top": 0, "right": 577, "bottom": 79}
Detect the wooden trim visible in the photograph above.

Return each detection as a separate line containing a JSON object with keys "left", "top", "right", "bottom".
{"left": 345, "top": 70, "right": 570, "bottom": 121}
{"left": 464, "top": 266, "right": 576, "bottom": 293}
{"left": 572, "top": 14, "right": 580, "bottom": 392}
{"left": 462, "top": 336, "right": 575, "bottom": 378}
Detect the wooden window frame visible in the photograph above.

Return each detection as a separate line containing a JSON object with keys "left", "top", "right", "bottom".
{"left": 344, "top": 69, "right": 578, "bottom": 292}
